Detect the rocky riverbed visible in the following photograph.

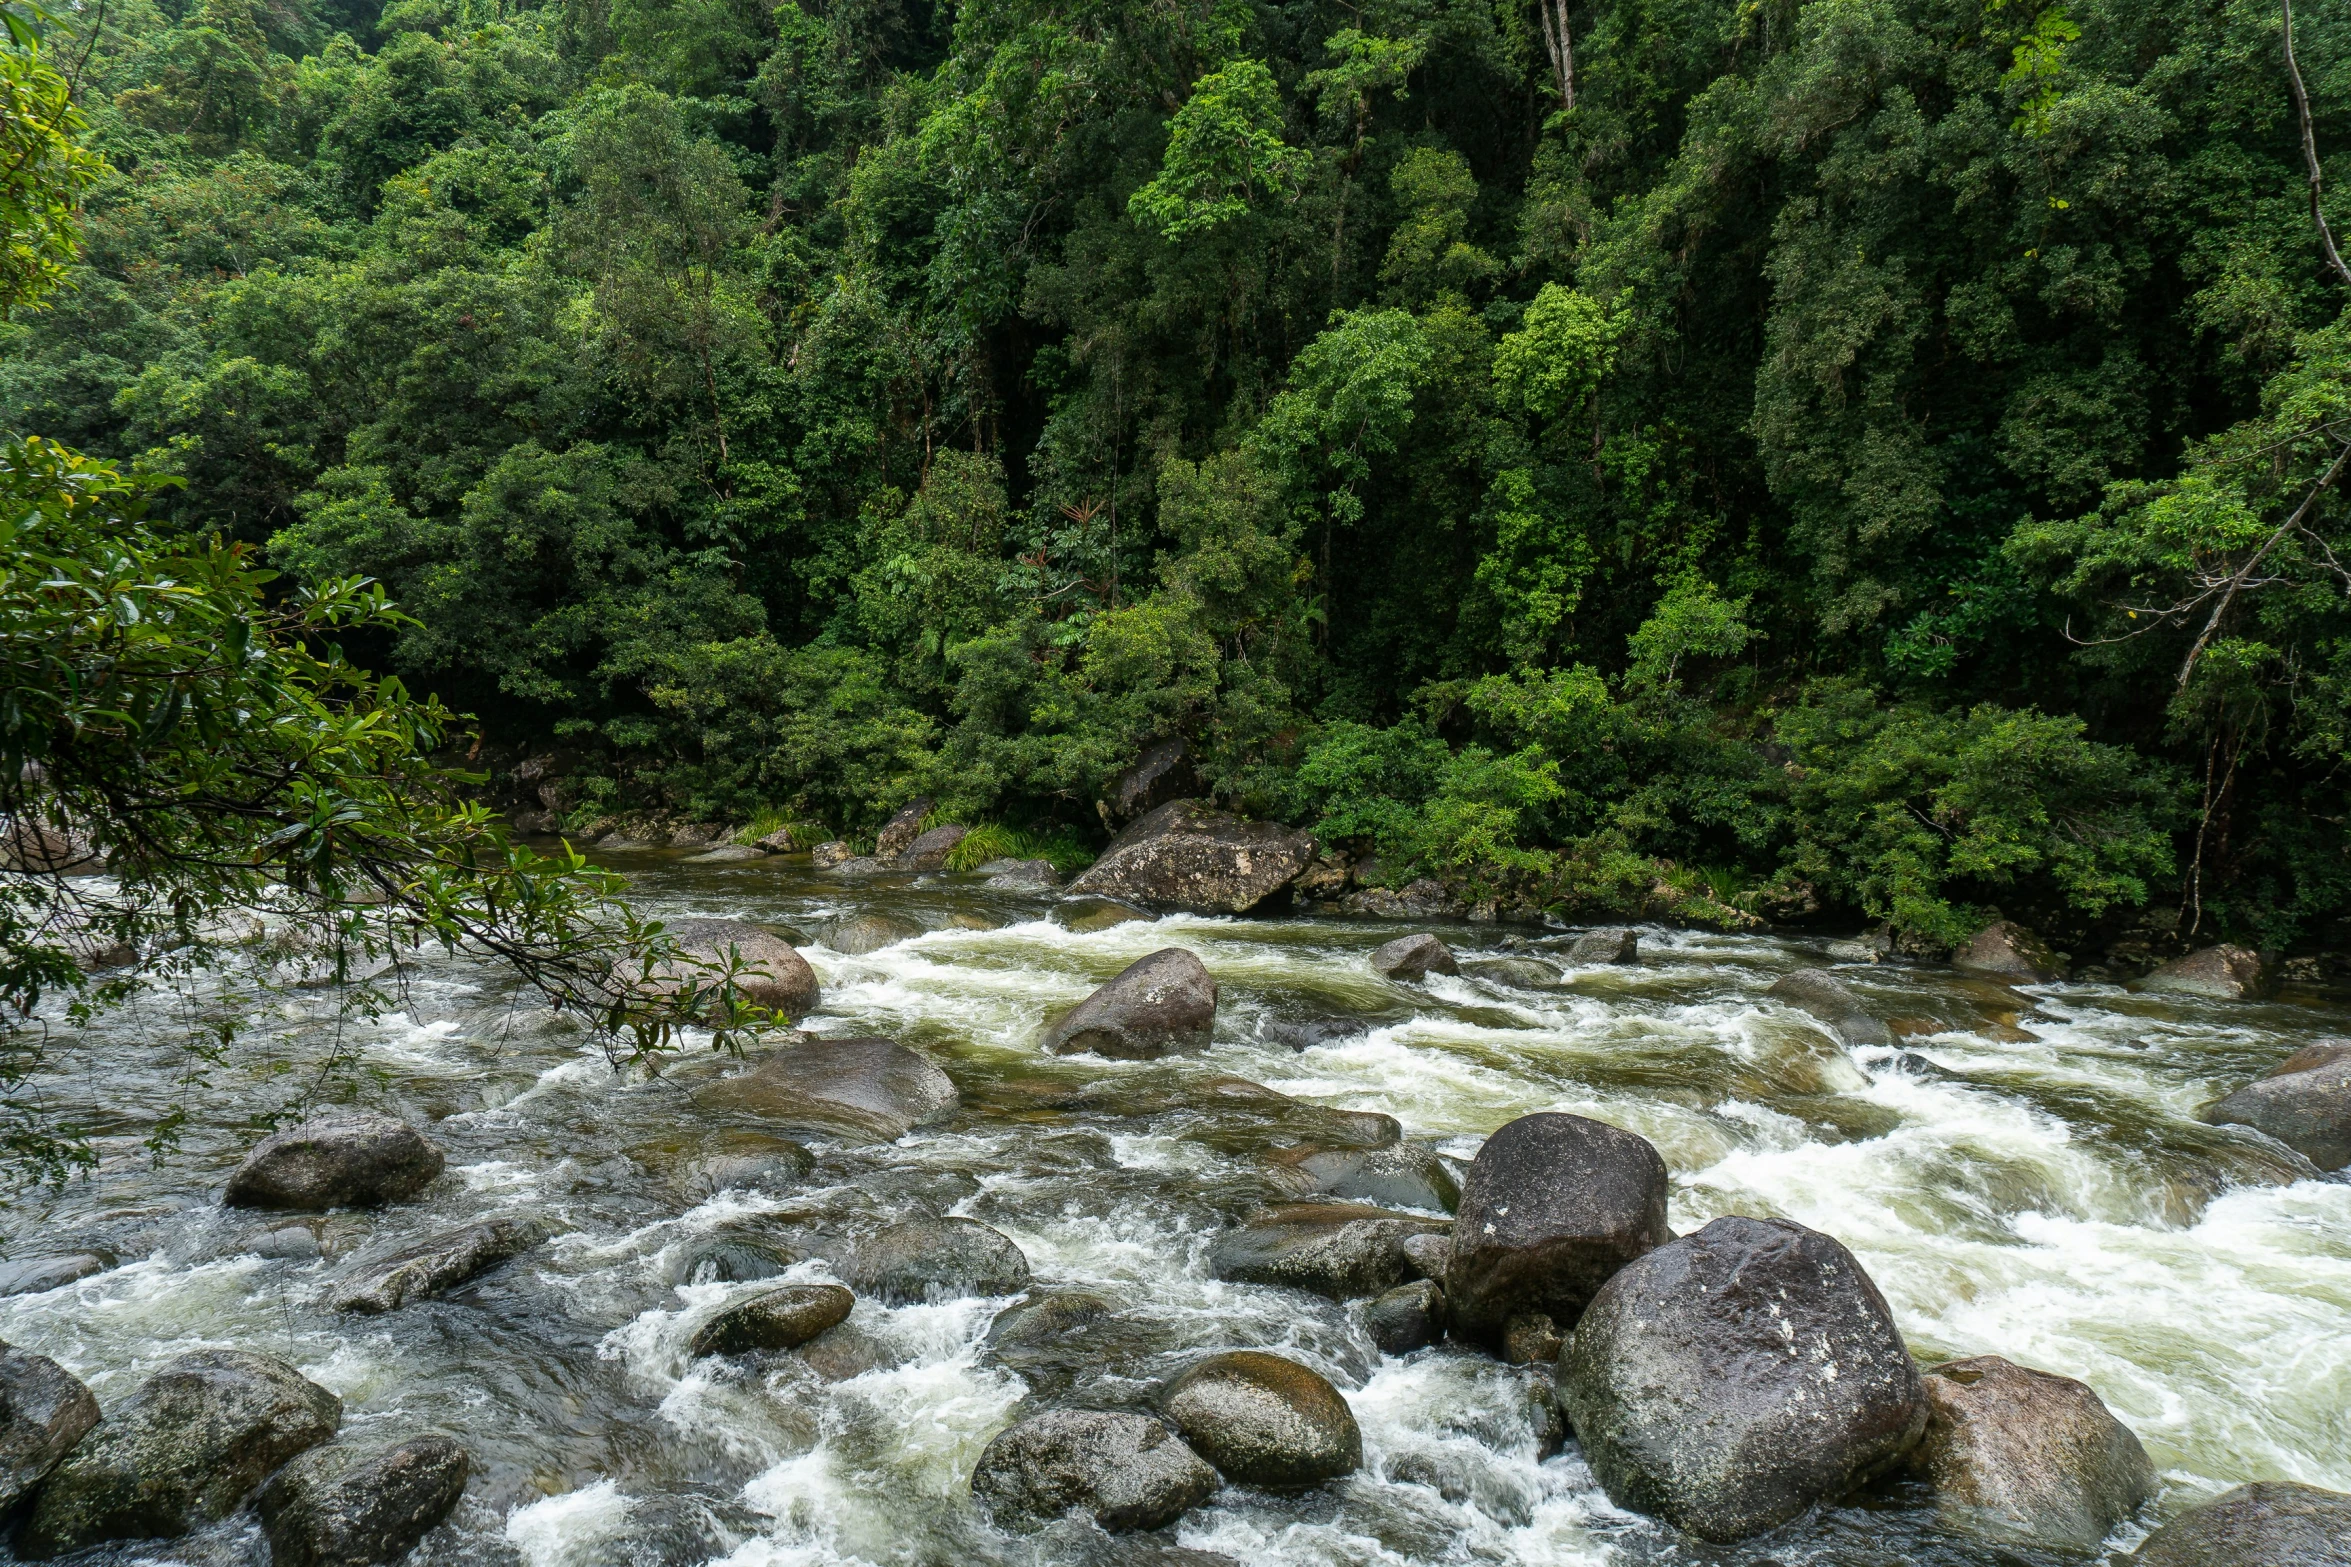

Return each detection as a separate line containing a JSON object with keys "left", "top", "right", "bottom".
{"left": 2, "top": 844, "right": 2348, "bottom": 1566}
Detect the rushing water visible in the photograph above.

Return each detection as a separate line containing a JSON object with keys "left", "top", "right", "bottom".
{"left": 6, "top": 852, "right": 2349, "bottom": 1567}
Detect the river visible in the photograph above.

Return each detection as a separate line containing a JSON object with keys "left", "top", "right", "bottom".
{"left": 5, "top": 851, "right": 2348, "bottom": 1566}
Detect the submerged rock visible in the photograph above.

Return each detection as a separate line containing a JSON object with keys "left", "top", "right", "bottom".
{"left": 1209, "top": 1203, "right": 1451, "bottom": 1299}
{"left": 694, "top": 1036, "right": 960, "bottom": 1142}
{"left": 841, "top": 1218, "right": 1030, "bottom": 1303}
{"left": 1462, "top": 956, "right": 1564, "bottom": 988}
{"left": 1052, "top": 896, "right": 1153, "bottom": 932}
{"left": 17, "top": 1349, "right": 342, "bottom": 1558}
{"left": 330, "top": 1217, "right": 543, "bottom": 1314}
{"left": 1161, "top": 1351, "right": 1361, "bottom": 1490}
{"left": 1068, "top": 799, "right": 1317, "bottom": 914}
{"left": 1363, "top": 1279, "right": 1446, "bottom": 1355}
{"left": 668, "top": 1132, "right": 816, "bottom": 1199}
{"left": 984, "top": 1292, "right": 1113, "bottom": 1357}
{"left": 674, "top": 1235, "right": 797, "bottom": 1285}
{"left": 0, "top": 1253, "right": 111, "bottom": 1297}
{"left": 874, "top": 799, "right": 934, "bottom": 858}
{"left": 896, "top": 824, "right": 967, "bottom": 871}
{"left": 1556, "top": 1215, "right": 1927, "bottom": 1543}
{"left": 223, "top": 1113, "right": 445, "bottom": 1211}
{"left": 823, "top": 912, "right": 923, "bottom": 955}
{"left": 1561, "top": 928, "right": 1639, "bottom": 965}
{"left": 655, "top": 918, "right": 819, "bottom": 1018}
{"left": 1766, "top": 967, "right": 1894, "bottom": 1047}
{"left": 2135, "top": 945, "right": 2274, "bottom": 1001}
{"left": 1041, "top": 948, "right": 1217, "bottom": 1059}
{"left": 1909, "top": 1355, "right": 2153, "bottom": 1550}
{"left": 1267, "top": 1143, "right": 1459, "bottom": 1213}
{"left": 1952, "top": 921, "right": 2068, "bottom": 984}
{"left": 1443, "top": 1112, "right": 1671, "bottom": 1348}
{"left": 1370, "top": 933, "right": 1457, "bottom": 980}
{"left": 689, "top": 1284, "right": 855, "bottom": 1356}
{"left": 971, "top": 1409, "right": 1219, "bottom": 1533}
{"left": 0, "top": 1346, "right": 99, "bottom": 1512}
{"left": 2131, "top": 1480, "right": 2351, "bottom": 1566}
{"left": 2202, "top": 1044, "right": 2351, "bottom": 1171}
{"left": 685, "top": 843, "right": 766, "bottom": 863}
{"left": 257, "top": 1434, "right": 470, "bottom": 1567}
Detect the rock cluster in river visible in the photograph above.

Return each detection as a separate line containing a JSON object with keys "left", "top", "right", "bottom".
{"left": 1210, "top": 1203, "right": 1450, "bottom": 1298}
{"left": 330, "top": 1216, "right": 542, "bottom": 1313}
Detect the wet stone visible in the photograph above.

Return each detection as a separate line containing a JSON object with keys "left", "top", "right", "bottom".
{"left": 1952, "top": 921, "right": 2067, "bottom": 984}
{"left": 655, "top": 918, "right": 819, "bottom": 1018}
{"left": 689, "top": 1283, "right": 855, "bottom": 1356}
{"left": 2131, "top": 1480, "right": 2351, "bottom": 1566}
{"left": 985, "top": 1292, "right": 1113, "bottom": 1356}
{"left": 0, "top": 1346, "right": 99, "bottom": 1512}
{"left": 1560, "top": 928, "right": 1639, "bottom": 965}
{"left": 1053, "top": 896, "right": 1155, "bottom": 932}
{"left": 840, "top": 1217, "right": 1031, "bottom": 1303}
{"left": 1210, "top": 1203, "right": 1451, "bottom": 1300}
{"left": 1767, "top": 967, "right": 1894, "bottom": 1047}
{"left": 1041, "top": 948, "right": 1218, "bottom": 1059}
{"left": 2202, "top": 1045, "right": 2351, "bottom": 1171}
{"left": 694, "top": 1036, "right": 959, "bottom": 1143}
{"left": 1501, "top": 1313, "right": 1562, "bottom": 1366}
{"left": 1363, "top": 1279, "right": 1445, "bottom": 1356}
{"left": 0, "top": 1252, "right": 111, "bottom": 1296}
{"left": 1260, "top": 1016, "right": 1371, "bottom": 1052}
{"left": 823, "top": 912, "right": 924, "bottom": 955}
{"left": 1267, "top": 1142, "right": 1460, "bottom": 1213}
{"left": 669, "top": 1132, "right": 816, "bottom": 1199}
{"left": 2136, "top": 944, "right": 2275, "bottom": 1001}
{"left": 223, "top": 1113, "right": 445, "bottom": 1211}
{"left": 685, "top": 843, "right": 766, "bottom": 863}
{"left": 809, "top": 840, "right": 854, "bottom": 868}
{"left": 1461, "top": 956, "right": 1563, "bottom": 988}
{"left": 971, "top": 1409, "right": 1219, "bottom": 1533}
{"left": 675, "top": 1235, "right": 797, "bottom": 1285}
{"left": 1161, "top": 1350, "right": 1362, "bottom": 1490}
{"left": 257, "top": 1434, "right": 470, "bottom": 1567}
{"left": 1908, "top": 1354, "right": 2153, "bottom": 1550}
{"left": 1370, "top": 933, "right": 1457, "bottom": 980}
{"left": 330, "top": 1216, "right": 544, "bottom": 1314}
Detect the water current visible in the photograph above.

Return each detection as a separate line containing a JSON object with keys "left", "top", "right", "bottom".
{"left": 6, "top": 851, "right": 2348, "bottom": 1566}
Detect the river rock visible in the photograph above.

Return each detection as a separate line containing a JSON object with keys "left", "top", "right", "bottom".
{"left": 1210, "top": 1203, "right": 1451, "bottom": 1299}
{"left": 1398, "top": 1231, "right": 1451, "bottom": 1279}
{"left": 753, "top": 823, "right": 801, "bottom": 853}
{"left": 985, "top": 1292, "right": 1112, "bottom": 1356}
{"left": 1767, "top": 967, "right": 1893, "bottom": 1047}
{"left": 1953, "top": 921, "right": 2068, "bottom": 984}
{"left": 1370, "top": 933, "right": 1457, "bottom": 980}
{"left": 686, "top": 843, "right": 766, "bottom": 863}
{"left": 823, "top": 912, "right": 924, "bottom": 955}
{"left": 1041, "top": 948, "right": 1217, "bottom": 1058}
{"left": 1108, "top": 738, "right": 1198, "bottom": 823}
{"left": 2132, "top": 1480, "right": 2351, "bottom": 1566}
{"left": 1562, "top": 928, "right": 1639, "bottom": 964}
{"left": 874, "top": 799, "right": 934, "bottom": 858}
{"left": 330, "top": 1217, "right": 542, "bottom": 1314}
{"left": 16, "top": 1349, "right": 342, "bottom": 1558}
{"left": 2135, "top": 944, "right": 2274, "bottom": 1001}
{"left": 810, "top": 840, "right": 854, "bottom": 868}
{"left": 1053, "top": 896, "right": 1154, "bottom": 932}
{"left": 1909, "top": 1355, "right": 2152, "bottom": 1549}
{"left": 1463, "top": 956, "right": 1564, "bottom": 988}
{"left": 1268, "top": 1143, "right": 1459, "bottom": 1212}
{"left": 1363, "top": 1279, "right": 1445, "bottom": 1355}
{"left": 0, "top": 1253, "right": 111, "bottom": 1296}
{"left": 2202, "top": 1044, "right": 2351, "bottom": 1171}
{"left": 1443, "top": 1112, "right": 1670, "bottom": 1347}
{"left": 1556, "top": 1215, "right": 1928, "bottom": 1543}
{"left": 695, "top": 1036, "right": 960, "bottom": 1142}
{"left": 841, "top": 1218, "right": 1030, "bottom": 1303}
{"left": 1161, "top": 1351, "right": 1361, "bottom": 1489}
{"left": 892, "top": 824, "right": 964, "bottom": 871}
{"left": 656, "top": 918, "right": 819, "bottom": 1018}
{"left": 675, "top": 1234, "right": 796, "bottom": 1284}
{"left": 0, "top": 1347, "right": 99, "bottom": 1512}
{"left": 223, "top": 1113, "right": 445, "bottom": 1211}
{"left": 981, "top": 858, "right": 1059, "bottom": 888}
{"left": 1260, "top": 1016, "right": 1370, "bottom": 1051}
{"left": 1068, "top": 799, "right": 1317, "bottom": 914}
{"left": 669, "top": 1132, "right": 816, "bottom": 1199}
{"left": 689, "top": 1284, "right": 855, "bottom": 1356}
{"left": 256, "top": 1434, "right": 470, "bottom": 1567}
{"left": 972, "top": 1409, "right": 1219, "bottom": 1532}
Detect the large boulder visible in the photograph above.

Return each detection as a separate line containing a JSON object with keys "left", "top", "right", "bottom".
{"left": 1267, "top": 1143, "right": 1459, "bottom": 1213}
{"left": 2132, "top": 1481, "right": 2351, "bottom": 1566}
{"left": 16, "top": 1350, "right": 342, "bottom": 1558}
{"left": 1068, "top": 800, "right": 1317, "bottom": 914}
{"left": 874, "top": 799, "right": 934, "bottom": 858}
{"left": 823, "top": 912, "right": 924, "bottom": 955}
{"left": 256, "top": 1434, "right": 470, "bottom": 1567}
{"left": 1952, "top": 922, "right": 2067, "bottom": 984}
{"left": 971, "top": 1409, "right": 1219, "bottom": 1533}
{"left": 1107, "top": 739, "right": 1199, "bottom": 823}
{"left": 840, "top": 1218, "right": 1030, "bottom": 1303}
{"left": 1210, "top": 1204, "right": 1451, "bottom": 1299}
{"left": 655, "top": 918, "right": 819, "bottom": 1018}
{"left": 1766, "top": 968, "right": 1893, "bottom": 1047}
{"left": 689, "top": 1284, "right": 855, "bottom": 1356}
{"left": 1556, "top": 1215, "right": 1928, "bottom": 1543}
{"left": 1370, "top": 934, "right": 1457, "bottom": 980}
{"left": 1041, "top": 948, "right": 1217, "bottom": 1059}
{"left": 2203, "top": 1043, "right": 2351, "bottom": 1171}
{"left": 223, "top": 1113, "right": 444, "bottom": 1211}
{"left": 1443, "top": 1112, "right": 1671, "bottom": 1348}
{"left": 2135, "top": 944, "right": 2274, "bottom": 1001}
{"left": 329, "top": 1217, "right": 542, "bottom": 1314}
{"left": 695, "top": 1036, "right": 959, "bottom": 1142}
{"left": 1908, "top": 1355, "right": 2151, "bottom": 1549}
{"left": 0, "top": 1347, "right": 99, "bottom": 1511}
{"left": 1161, "top": 1351, "right": 1361, "bottom": 1490}
{"left": 896, "top": 824, "right": 967, "bottom": 871}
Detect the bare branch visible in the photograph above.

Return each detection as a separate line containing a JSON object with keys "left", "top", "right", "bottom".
{"left": 2177, "top": 440, "right": 2351, "bottom": 688}
{"left": 2283, "top": 0, "right": 2351, "bottom": 292}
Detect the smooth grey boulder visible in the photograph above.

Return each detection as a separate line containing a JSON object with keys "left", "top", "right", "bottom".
{"left": 16, "top": 1349, "right": 341, "bottom": 1558}
{"left": 1909, "top": 1355, "right": 2153, "bottom": 1550}
{"left": 1556, "top": 1215, "right": 1928, "bottom": 1543}
{"left": 1108, "top": 738, "right": 1198, "bottom": 823}
{"left": 256, "top": 1434, "right": 470, "bottom": 1567}
{"left": 2131, "top": 1481, "right": 2351, "bottom": 1566}
{"left": 329, "top": 1217, "right": 542, "bottom": 1314}
{"left": 971, "top": 1409, "right": 1219, "bottom": 1532}
{"left": 1041, "top": 948, "right": 1217, "bottom": 1059}
{"left": 223, "top": 1113, "right": 444, "bottom": 1211}
{"left": 981, "top": 858, "right": 1059, "bottom": 889}
{"left": 2203, "top": 1043, "right": 2351, "bottom": 1171}
{"left": 1562, "top": 928, "right": 1639, "bottom": 965}
{"left": 655, "top": 918, "right": 819, "bottom": 1018}
{"left": 0, "top": 1346, "right": 99, "bottom": 1511}
{"left": 1767, "top": 967, "right": 1893, "bottom": 1047}
{"left": 874, "top": 799, "right": 934, "bottom": 858}
{"left": 841, "top": 1218, "right": 1030, "bottom": 1303}
{"left": 895, "top": 824, "right": 966, "bottom": 871}
{"left": 2135, "top": 944, "right": 2274, "bottom": 1001}
{"left": 1209, "top": 1203, "right": 1451, "bottom": 1300}
{"left": 1068, "top": 799, "right": 1316, "bottom": 914}
{"left": 1268, "top": 1143, "right": 1459, "bottom": 1213}
{"left": 1443, "top": 1112, "right": 1671, "bottom": 1347}
{"left": 823, "top": 912, "right": 923, "bottom": 955}
{"left": 0, "top": 1253, "right": 110, "bottom": 1296}
{"left": 1953, "top": 921, "right": 2067, "bottom": 984}
{"left": 695, "top": 1036, "right": 959, "bottom": 1142}
{"left": 689, "top": 1284, "right": 855, "bottom": 1356}
{"left": 1161, "top": 1351, "right": 1360, "bottom": 1490}
{"left": 1363, "top": 1279, "right": 1445, "bottom": 1355}
{"left": 1370, "top": 933, "right": 1457, "bottom": 980}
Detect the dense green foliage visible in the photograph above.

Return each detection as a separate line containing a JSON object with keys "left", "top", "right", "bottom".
{"left": 11, "top": 0, "right": 2351, "bottom": 949}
